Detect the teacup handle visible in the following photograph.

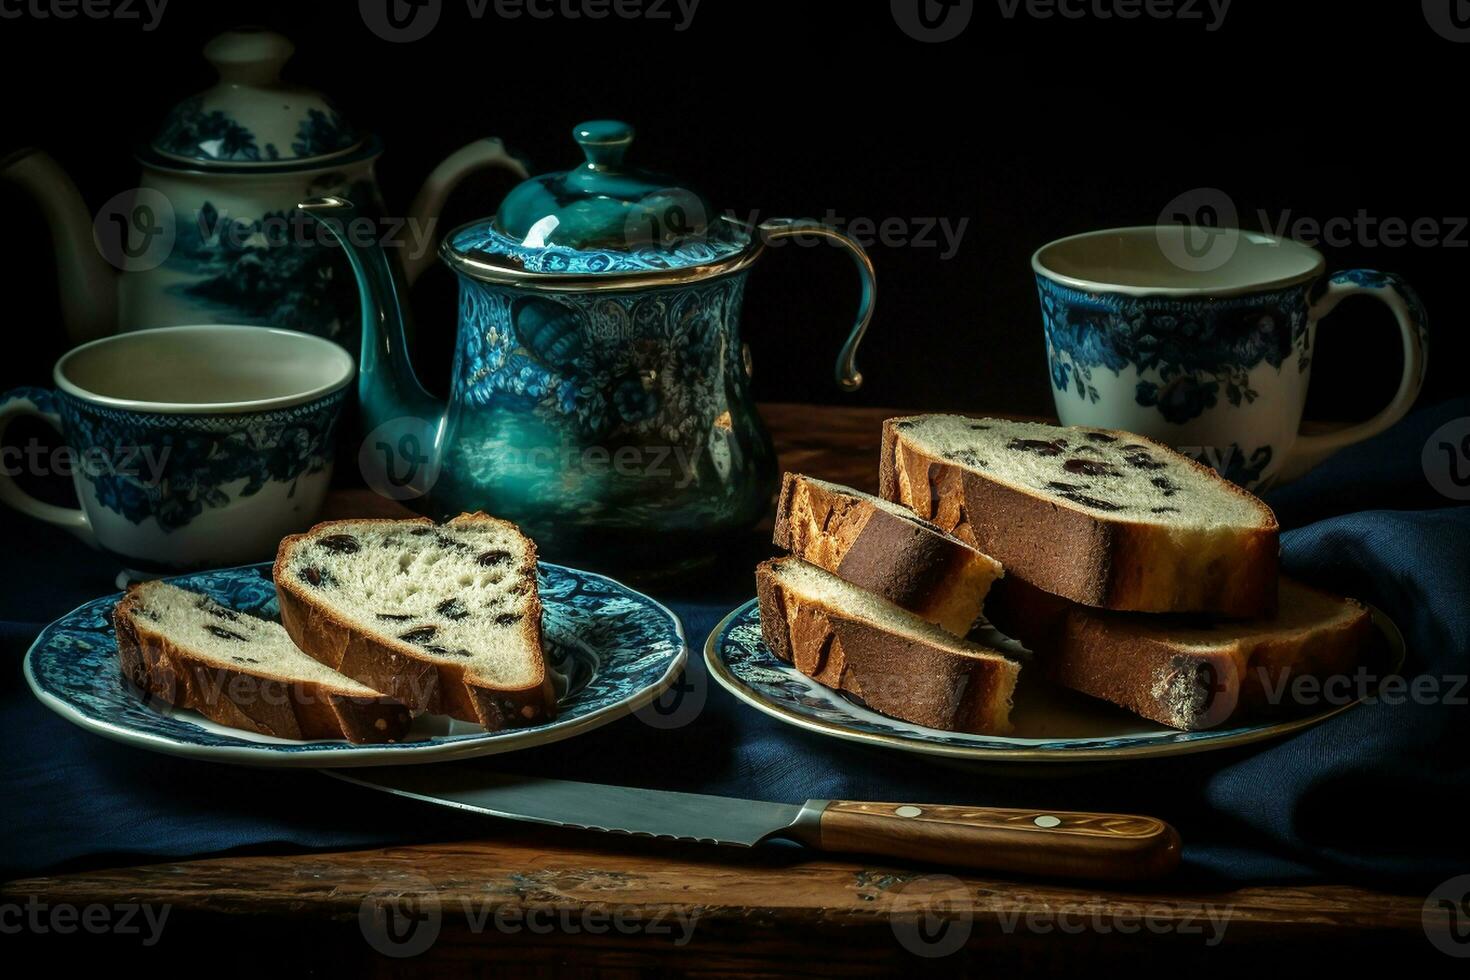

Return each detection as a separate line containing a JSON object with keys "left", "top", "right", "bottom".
{"left": 0, "top": 387, "right": 96, "bottom": 545}
{"left": 1279, "top": 270, "right": 1429, "bottom": 482}
{"left": 758, "top": 219, "right": 877, "bottom": 391}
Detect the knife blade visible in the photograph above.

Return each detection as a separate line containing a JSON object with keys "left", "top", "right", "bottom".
{"left": 329, "top": 765, "right": 1181, "bottom": 880}
{"left": 330, "top": 765, "right": 812, "bottom": 848}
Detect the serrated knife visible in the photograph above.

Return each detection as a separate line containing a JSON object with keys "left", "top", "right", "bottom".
{"left": 328, "top": 765, "right": 1180, "bottom": 880}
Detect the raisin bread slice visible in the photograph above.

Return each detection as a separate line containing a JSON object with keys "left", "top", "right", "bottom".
{"left": 274, "top": 513, "right": 555, "bottom": 730}
{"left": 114, "top": 580, "right": 412, "bottom": 743}
{"left": 775, "top": 472, "right": 1003, "bottom": 636}
{"left": 880, "top": 415, "right": 1279, "bottom": 617}
{"left": 756, "top": 557, "right": 1020, "bottom": 734}
{"left": 986, "top": 576, "right": 1371, "bottom": 730}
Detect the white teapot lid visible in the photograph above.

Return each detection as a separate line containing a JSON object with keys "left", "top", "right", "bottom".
{"left": 148, "top": 28, "right": 364, "bottom": 168}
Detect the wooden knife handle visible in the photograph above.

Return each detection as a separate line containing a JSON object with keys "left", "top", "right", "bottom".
{"left": 796, "top": 801, "right": 1181, "bottom": 880}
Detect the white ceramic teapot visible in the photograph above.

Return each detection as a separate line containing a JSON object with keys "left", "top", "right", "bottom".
{"left": 2, "top": 28, "right": 527, "bottom": 345}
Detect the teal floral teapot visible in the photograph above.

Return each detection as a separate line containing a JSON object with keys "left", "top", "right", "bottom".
{"left": 301, "top": 120, "right": 876, "bottom": 573}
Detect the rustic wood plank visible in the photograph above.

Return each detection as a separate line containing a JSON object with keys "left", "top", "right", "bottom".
{"left": 1, "top": 827, "right": 1433, "bottom": 934}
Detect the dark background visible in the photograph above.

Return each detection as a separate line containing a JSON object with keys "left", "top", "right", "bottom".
{"left": 2, "top": 0, "right": 1466, "bottom": 421}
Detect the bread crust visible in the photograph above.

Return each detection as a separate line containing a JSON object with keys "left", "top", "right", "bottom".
{"left": 756, "top": 560, "right": 1017, "bottom": 734}
{"left": 986, "top": 576, "right": 1371, "bottom": 730}
{"left": 879, "top": 417, "right": 1279, "bottom": 617}
{"left": 774, "top": 473, "right": 1002, "bottom": 636}
{"left": 274, "top": 513, "right": 557, "bottom": 731}
{"left": 114, "top": 589, "right": 413, "bottom": 744}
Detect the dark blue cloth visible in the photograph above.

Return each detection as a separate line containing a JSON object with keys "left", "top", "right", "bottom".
{"left": 4, "top": 401, "right": 1468, "bottom": 888}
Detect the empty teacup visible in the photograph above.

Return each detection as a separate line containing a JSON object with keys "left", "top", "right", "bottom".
{"left": 1033, "top": 226, "right": 1429, "bottom": 489}
{"left": 0, "top": 325, "right": 353, "bottom": 576}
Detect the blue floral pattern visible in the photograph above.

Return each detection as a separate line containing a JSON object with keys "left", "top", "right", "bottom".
{"left": 24, "top": 562, "right": 687, "bottom": 762}
{"left": 449, "top": 222, "right": 750, "bottom": 276}
{"left": 455, "top": 275, "right": 747, "bottom": 445}
{"left": 426, "top": 271, "right": 776, "bottom": 563}
{"left": 154, "top": 96, "right": 359, "bottom": 164}
{"left": 166, "top": 178, "right": 378, "bottom": 339}
{"left": 707, "top": 600, "right": 1393, "bottom": 760}
{"left": 56, "top": 389, "right": 344, "bottom": 531}
{"left": 1216, "top": 443, "right": 1274, "bottom": 487}
{"left": 1037, "top": 276, "right": 1313, "bottom": 424}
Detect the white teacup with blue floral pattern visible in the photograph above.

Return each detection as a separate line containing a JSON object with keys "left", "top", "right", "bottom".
{"left": 1033, "top": 226, "right": 1428, "bottom": 490}
{"left": 0, "top": 325, "right": 353, "bottom": 576}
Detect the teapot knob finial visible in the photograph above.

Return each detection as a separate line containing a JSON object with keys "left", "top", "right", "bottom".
{"left": 203, "top": 28, "right": 294, "bottom": 86}
{"left": 574, "top": 120, "right": 633, "bottom": 169}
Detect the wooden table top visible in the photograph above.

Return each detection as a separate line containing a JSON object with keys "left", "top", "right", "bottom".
{"left": 4, "top": 404, "right": 1440, "bottom": 973}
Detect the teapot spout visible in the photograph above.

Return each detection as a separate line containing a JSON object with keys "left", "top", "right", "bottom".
{"left": 1, "top": 148, "right": 118, "bottom": 344}
{"left": 297, "top": 196, "right": 445, "bottom": 439}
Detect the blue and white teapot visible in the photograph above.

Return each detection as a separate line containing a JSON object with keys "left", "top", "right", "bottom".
{"left": 3, "top": 28, "right": 526, "bottom": 346}
{"left": 302, "top": 120, "right": 877, "bottom": 574}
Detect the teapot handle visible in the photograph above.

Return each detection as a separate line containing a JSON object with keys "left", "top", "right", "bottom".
{"left": 757, "top": 219, "right": 877, "bottom": 391}
{"left": 401, "top": 138, "right": 530, "bottom": 284}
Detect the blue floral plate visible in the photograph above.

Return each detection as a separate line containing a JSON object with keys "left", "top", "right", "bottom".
{"left": 25, "top": 562, "right": 686, "bottom": 768}
{"left": 706, "top": 599, "right": 1404, "bottom": 763}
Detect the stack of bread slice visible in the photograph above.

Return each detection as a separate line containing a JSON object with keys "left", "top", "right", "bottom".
{"left": 759, "top": 417, "right": 1374, "bottom": 733}
{"left": 114, "top": 513, "right": 556, "bottom": 743}
{"left": 758, "top": 473, "right": 1021, "bottom": 733}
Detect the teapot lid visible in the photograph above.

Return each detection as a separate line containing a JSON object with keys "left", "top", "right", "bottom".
{"left": 443, "top": 121, "right": 752, "bottom": 281}
{"left": 148, "top": 29, "right": 364, "bottom": 168}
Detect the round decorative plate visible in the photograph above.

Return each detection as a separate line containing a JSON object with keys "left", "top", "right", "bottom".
{"left": 706, "top": 599, "right": 1404, "bottom": 763}
{"left": 25, "top": 562, "right": 686, "bottom": 767}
